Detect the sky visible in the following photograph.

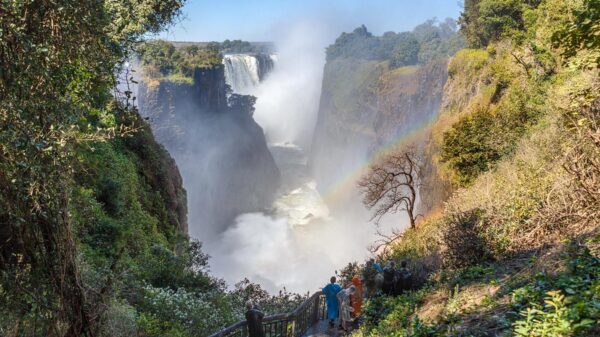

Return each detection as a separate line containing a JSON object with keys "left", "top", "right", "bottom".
{"left": 160, "top": 0, "right": 463, "bottom": 42}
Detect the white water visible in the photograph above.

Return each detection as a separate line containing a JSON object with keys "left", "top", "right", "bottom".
{"left": 222, "top": 54, "right": 276, "bottom": 94}
{"left": 210, "top": 35, "right": 392, "bottom": 293}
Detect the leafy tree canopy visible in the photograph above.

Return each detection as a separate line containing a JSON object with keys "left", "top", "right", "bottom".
{"left": 326, "top": 19, "right": 464, "bottom": 67}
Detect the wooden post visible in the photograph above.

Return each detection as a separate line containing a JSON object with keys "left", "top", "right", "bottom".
{"left": 312, "top": 295, "right": 319, "bottom": 324}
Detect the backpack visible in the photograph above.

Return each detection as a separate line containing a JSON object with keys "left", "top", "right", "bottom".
{"left": 383, "top": 268, "right": 395, "bottom": 284}
{"left": 396, "top": 268, "right": 412, "bottom": 290}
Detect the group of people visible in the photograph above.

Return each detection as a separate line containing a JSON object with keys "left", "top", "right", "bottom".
{"left": 322, "top": 276, "right": 363, "bottom": 333}
{"left": 243, "top": 259, "right": 412, "bottom": 337}
{"left": 363, "top": 259, "right": 412, "bottom": 297}
{"left": 321, "top": 259, "right": 413, "bottom": 332}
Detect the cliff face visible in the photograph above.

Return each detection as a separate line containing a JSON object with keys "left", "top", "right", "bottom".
{"left": 138, "top": 64, "right": 280, "bottom": 238}
{"left": 310, "top": 58, "right": 449, "bottom": 211}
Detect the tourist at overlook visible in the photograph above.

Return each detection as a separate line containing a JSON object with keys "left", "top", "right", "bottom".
{"left": 337, "top": 285, "right": 357, "bottom": 333}
{"left": 372, "top": 259, "right": 384, "bottom": 274}
{"left": 394, "top": 261, "right": 412, "bottom": 295}
{"left": 351, "top": 276, "right": 363, "bottom": 317}
{"left": 245, "top": 301, "right": 265, "bottom": 337}
{"left": 382, "top": 261, "right": 396, "bottom": 295}
{"left": 362, "top": 259, "right": 383, "bottom": 297}
{"left": 322, "top": 276, "right": 342, "bottom": 327}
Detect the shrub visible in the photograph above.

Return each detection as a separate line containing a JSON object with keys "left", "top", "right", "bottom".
{"left": 441, "top": 209, "right": 491, "bottom": 269}
{"left": 511, "top": 244, "right": 600, "bottom": 336}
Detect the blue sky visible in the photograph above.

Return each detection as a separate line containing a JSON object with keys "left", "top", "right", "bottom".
{"left": 160, "top": 0, "right": 463, "bottom": 42}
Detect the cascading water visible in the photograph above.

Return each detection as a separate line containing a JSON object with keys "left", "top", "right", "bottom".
{"left": 221, "top": 52, "right": 329, "bottom": 230}
{"left": 222, "top": 54, "right": 276, "bottom": 94}
{"left": 210, "top": 48, "right": 372, "bottom": 293}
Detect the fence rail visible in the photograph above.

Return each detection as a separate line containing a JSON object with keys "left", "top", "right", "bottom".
{"left": 207, "top": 291, "right": 325, "bottom": 337}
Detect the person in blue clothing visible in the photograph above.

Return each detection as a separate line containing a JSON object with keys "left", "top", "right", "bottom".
{"left": 322, "top": 276, "right": 342, "bottom": 327}
{"left": 372, "top": 259, "right": 384, "bottom": 274}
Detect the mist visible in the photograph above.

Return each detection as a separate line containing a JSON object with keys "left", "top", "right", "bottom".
{"left": 249, "top": 20, "right": 330, "bottom": 150}
{"left": 204, "top": 18, "right": 405, "bottom": 293}
{"left": 138, "top": 15, "right": 409, "bottom": 294}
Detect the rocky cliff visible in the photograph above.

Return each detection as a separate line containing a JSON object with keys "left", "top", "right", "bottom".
{"left": 310, "top": 58, "right": 450, "bottom": 211}
{"left": 138, "top": 64, "right": 280, "bottom": 238}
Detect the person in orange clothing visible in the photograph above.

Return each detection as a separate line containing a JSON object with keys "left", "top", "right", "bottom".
{"left": 350, "top": 276, "right": 363, "bottom": 317}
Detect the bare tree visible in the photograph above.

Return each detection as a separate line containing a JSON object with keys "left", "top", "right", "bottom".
{"left": 358, "top": 149, "right": 422, "bottom": 231}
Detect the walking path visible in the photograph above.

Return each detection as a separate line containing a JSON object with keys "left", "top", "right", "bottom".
{"left": 302, "top": 319, "right": 354, "bottom": 337}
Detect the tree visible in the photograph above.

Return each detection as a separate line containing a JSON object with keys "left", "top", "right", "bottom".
{"left": 459, "top": 0, "right": 530, "bottom": 48}
{"left": 478, "top": 0, "right": 525, "bottom": 44}
{"left": 359, "top": 149, "right": 422, "bottom": 230}
{"left": 0, "top": 0, "right": 184, "bottom": 334}
{"left": 459, "top": 0, "right": 485, "bottom": 48}
{"left": 390, "top": 33, "right": 420, "bottom": 68}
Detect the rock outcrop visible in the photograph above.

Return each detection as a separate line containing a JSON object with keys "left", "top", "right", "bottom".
{"left": 310, "top": 58, "right": 450, "bottom": 212}
{"left": 138, "top": 64, "right": 280, "bottom": 238}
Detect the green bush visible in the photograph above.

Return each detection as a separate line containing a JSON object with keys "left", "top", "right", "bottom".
{"left": 511, "top": 245, "right": 600, "bottom": 336}
{"left": 459, "top": 0, "right": 541, "bottom": 48}
{"left": 360, "top": 289, "right": 437, "bottom": 336}
{"left": 441, "top": 210, "right": 492, "bottom": 269}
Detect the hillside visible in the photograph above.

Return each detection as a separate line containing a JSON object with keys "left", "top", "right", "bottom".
{"left": 351, "top": 0, "right": 599, "bottom": 336}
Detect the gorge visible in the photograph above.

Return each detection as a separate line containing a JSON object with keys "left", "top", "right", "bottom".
{"left": 137, "top": 23, "right": 459, "bottom": 293}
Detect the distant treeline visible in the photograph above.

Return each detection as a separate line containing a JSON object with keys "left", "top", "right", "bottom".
{"left": 137, "top": 39, "right": 274, "bottom": 79}
{"left": 326, "top": 18, "right": 464, "bottom": 68}
{"left": 219, "top": 39, "right": 274, "bottom": 54}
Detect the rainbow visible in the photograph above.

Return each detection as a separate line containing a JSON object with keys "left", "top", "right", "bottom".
{"left": 321, "top": 114, "right": 439, "bottom": 206}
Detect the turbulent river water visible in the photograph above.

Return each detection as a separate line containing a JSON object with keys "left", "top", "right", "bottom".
{"left": 204, "top": 53, "right": 346, "bottom": 292}
{"left": 223, "top": 54, "right": 329, "bottom": 228}
{"left": 205, "top": 52, "right": 386, "bottom": 293}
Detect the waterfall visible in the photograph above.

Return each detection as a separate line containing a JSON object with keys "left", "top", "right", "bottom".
{"left": 223, "top": 54, "right": 276, "bottom": 94}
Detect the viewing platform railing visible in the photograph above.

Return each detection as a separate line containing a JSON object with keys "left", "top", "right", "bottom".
{"left": 207, "top": 291, "right": 326, "bottom": 337}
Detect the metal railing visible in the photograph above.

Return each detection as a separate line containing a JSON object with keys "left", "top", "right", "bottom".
{"left": 207, "top": 291, "right": 326, "bottom": 337}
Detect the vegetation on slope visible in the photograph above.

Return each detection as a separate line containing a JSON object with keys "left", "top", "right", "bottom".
{"left": 354, "top": 0, "right": 599, "bottom": 335}
{"left": 0, "top": 2, "right": 299, "bottom": 337}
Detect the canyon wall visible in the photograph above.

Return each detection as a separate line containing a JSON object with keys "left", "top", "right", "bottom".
{"left": 138, "top": 63, "right": 280, "bottom": 238}
{"left": 311, "top": 58, "right": 451, "bottom": 213}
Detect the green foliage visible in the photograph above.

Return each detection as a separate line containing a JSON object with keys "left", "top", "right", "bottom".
{"left": 441, "top": 106, "right": 502, "bottom": 185}
{"left": 459, "top": 0, "right": 542, "bottom": 48}
{"left": 478, "top": 0, "right": 526, "bottom": 44}
{"left": 220, "top": 39, "right": 273, "bottom": 54}
{"left": 138, "top": 40, "right": 222, "bottom": 79}
{"left": 326, "top": 20, "right": 464, "bottom": 67}
{"left": 389, "top": 33, "right": 420, "bottom": 68}
{"left": 511, "top": 246, "right": 600, "bottom": 336}
{"left": 358, "top": 289, "right": 437, "bottom": 336}
{"left": 337, "top": 262, "right": 362, "bottom": 286}
{"left": 0, "top": 0, "right": 185, "bottom": 334}
{"left": 552, "top": 0, "right": 600, "bottom": 69}
{"left": 441, "top": 47, "right": 544, "bottom": 186}
{"left": 326, "top": 25, "right": 379, "bottom": 61}
{"left": 228, "top": 279, "right": 306, "bottom": 317}
{"left": 447, "top": 49, "right": 489, "bottom": 78}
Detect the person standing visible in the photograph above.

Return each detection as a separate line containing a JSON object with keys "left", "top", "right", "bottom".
{"left": 395, "top": 261, "right": 412, "bottom": 295}
{"left": 322, "top": 276, "right": 342, "bottom": 327}
{"left": 372, "top": 259, "right": 384, "bottom": 274}
{"left": 245, "top": 301, "right": 265, "bottom": 337}
{"left": 363, "top": 259, "right": 383, "bottom": 297}
{"left": 337, "top": 285, "right": 356, "bottom": 333}
{"left": 351, "top": 276, "right": 363, "bottom": 317}
{"left": 382, "top": 261, "right": 396, "bottom": 295}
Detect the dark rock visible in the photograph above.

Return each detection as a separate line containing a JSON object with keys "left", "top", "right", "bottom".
{"left": 138, "top": 64, "right": 280, "bottom": 237}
